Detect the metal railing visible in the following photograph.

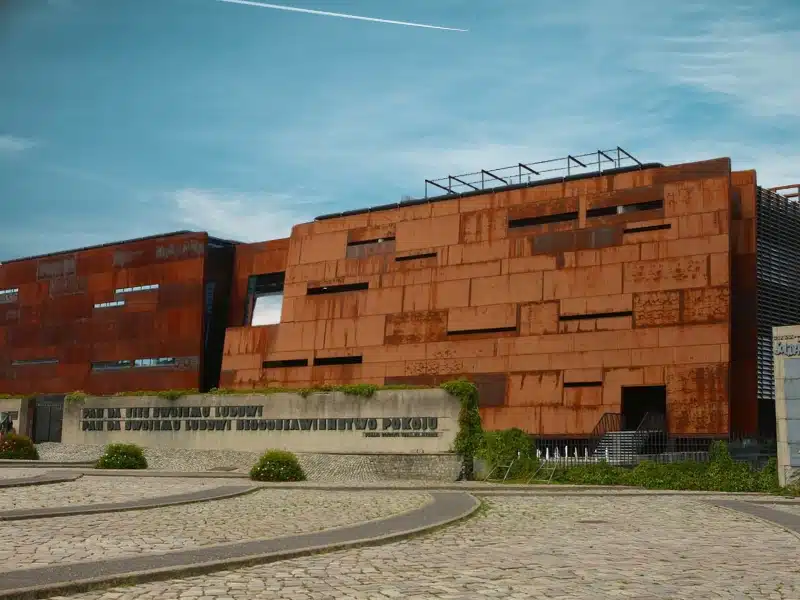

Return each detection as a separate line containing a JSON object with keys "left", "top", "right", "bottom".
{"left": 769, "top": 183, "right": 800, "bottom": 200}
{"left": 424, "top": 147, "right": 644, "bottom": 198}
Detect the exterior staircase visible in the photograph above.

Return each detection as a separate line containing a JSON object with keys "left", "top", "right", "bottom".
{"left": 592, "top": 430, "right": 638, "bottom": 465}
{"left": 590, "top": 412, "right": 667, "bottom": 465}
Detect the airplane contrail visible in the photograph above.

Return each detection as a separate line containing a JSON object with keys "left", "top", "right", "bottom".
{"left": 217, "top": 0, "right": 468, "bottom": 32}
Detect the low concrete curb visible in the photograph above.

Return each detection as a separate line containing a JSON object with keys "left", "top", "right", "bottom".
{"left": 0, "top": 472, "right": 82, "bottom": 489}
{"left": 0, "top": 484, "right": 258, "bottom": 521}
{"left": 0, "top": 460, "right": 96, "bottom": 468}
{"left": 0, "top": 491, "right": 480, "bottom": 600}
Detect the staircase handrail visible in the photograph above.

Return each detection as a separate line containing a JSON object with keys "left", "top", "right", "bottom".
{"left": 589, "top": 412, "right": 623, "bottom": 453}
{"left": 632, "top": 411, "right": 667, "bottom": 454}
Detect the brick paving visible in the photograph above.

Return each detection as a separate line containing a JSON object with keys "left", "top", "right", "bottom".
{"left": 55, "top": 495, "right": 800, "bottom": 600}
{"left": 0, "top": 490, "right": 431, "bottom": 571}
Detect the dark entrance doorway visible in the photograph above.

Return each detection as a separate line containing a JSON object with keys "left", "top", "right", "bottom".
{"left": 621, "top": 385, "right": 666, "bottom": 431}
{"left": 33, "top": 395, "right": 64, "bottom": 443}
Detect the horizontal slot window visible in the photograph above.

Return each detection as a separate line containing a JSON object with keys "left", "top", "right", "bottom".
{"left": 563, "top": 381, "right": 603, "bottom": 388}
{"left": 623, "top": 223, "right": 672, "bottom": 234}
{"left": 559, "top": 310, "right": 632, "bottom": 322}
{"left": 395, "top": 252, "right": 437, "bottom": 262}
{"left": 92, "top": 357, "right": 183, "bottom": 372}
{"left": 313, "top": 355, "right": 363, "bottom": 366}
{"left": 307, "top": 282, "right": 369, "bottom": 296}
{"left": 587, "top": 199, "right": 663, "bottom": 219}
{"left": 347, "top": 236, "right": 395, "bottom": 247}
{"left": 115, "top": 284, "right": 159, "bottom": 295}
{"left": 94, "top": 300, "right": 125, "bottom": 309}
{"left": 509, "top": 212, "right": 578, "bottom": 229}
{"left": 11, "top": 358, "right": 58, "bottom": 366}
{"left": 263, "top": 358, "right": 309, "bottom": 369}
{"left": 447, "top": 326, "right": 518, "bottom": 336}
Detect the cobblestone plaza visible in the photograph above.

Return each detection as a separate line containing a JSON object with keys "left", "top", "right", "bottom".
{"left": 1, "top": 465, "right": 798, "bottom": 600}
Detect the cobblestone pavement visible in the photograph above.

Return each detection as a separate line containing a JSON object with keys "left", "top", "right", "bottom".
{"left": 65, "top": 495, "right": 800, "bottom": 600}
{"left": 0, "top": 476, "right": 222, "bottom": 510}
{"left": 0, "top": 490, "right": 431, "bottom": 571}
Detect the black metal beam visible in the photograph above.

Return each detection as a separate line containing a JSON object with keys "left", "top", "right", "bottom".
{"left": 567, "top": 155, "right": 587, "bottom": 168}
{"left": 482, "top": 169, "right": 508, "bottom": 185}
{"left": 617, "top": 146, "right": 642, "bottom": 166}
{"left": 449, "top": 175, "right": 480, "bottom": 192}
{"left": 518, "top": 163, "right": 540, "bottom": 175}
{"left": 425, "top": 179, "right": 453, "bottom": 194}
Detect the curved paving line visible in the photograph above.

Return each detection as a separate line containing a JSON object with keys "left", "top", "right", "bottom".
{"left": 0, "top": 472, "right": 82, "bottom": 489}
{"left": 0, "top": 460, "right": 96, "bottom": 468}
{"left": 0, "top": 491, "right": 480, "bottom": 600}
{"left": 705, "top": 499, "right": 800, "bottom": 540}
{"left": 0, "top": 484, "right": 258, "bottom": 521}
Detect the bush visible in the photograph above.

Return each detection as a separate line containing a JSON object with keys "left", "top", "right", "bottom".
{"left": 96, "top": 443, "right": 148, "bottom": 469}
{"left": 627, "top": 460, "right": 709, "bottom": 490}
{"left": 250, "top": 450, "right": 306, "bottom": 482}
{"left": 551, "top": 462, "right": 630, "bottom": 486}
{"left": 0, "top": 434, "right": 39, "bottom": 460}
{"left": 478, "top": 428, "right": 538, "bottom": 480}
{"left": 442, "top": 379, "right": 483, "bottom": 480}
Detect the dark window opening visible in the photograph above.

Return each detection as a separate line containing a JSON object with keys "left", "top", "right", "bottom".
{"left": 11, "top": 358, "right": 58, "bottom": 366}
{"left": 347, "top": 236, "right": 396, "bottom": 247}
{"left": 245, "top": 272, "right": 285, "bottom": 326}
{"left": 509, "top": 212, "right": 578, "bottom": 229}
{"left": 447, "top": 326, "right": 518, "bottom": 336}
{"left": 313, "top": 355, "right": 363, "bottom": 366}
{"left": 396, "top": 252, "right": 437, "bottom": 262}
{"left": 563, "top": 381, "right": 603, "bottom": 388}
{"left": 559, "top": 310, "right": 632, "bottom": 322}
{"left": 587, "top": 199, "right": 664, "bottom": 219}
{"left": 621, "top": 385, "right": 667, "bottom": 431}
{"left": 624, "top": 224, "right": 672, "bottom": 234}
{"left": 307, "top": 282, "right": 369, "bottom": 295}
{"left": 263, "top": 359, "right": 309, "bottom": 368}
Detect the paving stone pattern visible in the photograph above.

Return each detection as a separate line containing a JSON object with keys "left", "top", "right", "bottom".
{"left": 0, "top": 490, "right": 431, "bottom": 571}
{"left": 67, "top": 495, "right": 800, "bottom": 600}
{"left": 0, "top": 476, "right": 220, "bottom": 510}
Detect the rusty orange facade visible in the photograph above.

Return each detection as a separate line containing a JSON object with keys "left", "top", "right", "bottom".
{"left": 2, "top": 154, "right": 792, "bottom": 440}
{"left": 218, "top": 157, "right": 753, "bottom": 438}
{"left": 0, "top": 232, "right": 235, "bottom": 395}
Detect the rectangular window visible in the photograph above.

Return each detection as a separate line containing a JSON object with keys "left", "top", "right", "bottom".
{"left": 395, "top": 252, "right": 437, "bottom": 262}
{"left": 623, "top": 223, "right": 672, "bottom": 234}
{"left": 559, "top": 310, "right": 632, "bottom": 322}
{"left": 563, "top": 381, "right": 603, "bottom": 388}
{"left": 91, "top": 360, "right": 133, "bottom": 371}
{"left": 246, "top": 272, "right": 284, "bottom": 326}
{"left": 94, "top": 300, "right": 126, "bottom": 309}
{"left": 115, "top": 283, "right": 159, "bottom": 295}
{"left": 345, "top": 237, "right": 396, "bottom": 259}
{"left": 92, "top": 357, "right": 184, "bottom": 371}
{"left": 11, "top": 358, "right": 58, "bottom": 366}
{"left": 313, "top": 355, "right": 363, "bottom": 366}
{"left": 0, "top": 287, "right": 19, "bottom": 304}
{"left": 263, "top": 358, "right": 309, "bottom": 368}
{"left": 587, "top": 199, "right": 664, "bottom": 219}
{"left": 447, "top": 326, "right": 518, "bottom": 336}
{"left": 509, "top": 212, "right": 578, "bottom": 229}
{"left": 133, "top": 357, "right": 177, "bottom": 368}
{"left": 307, "top": 282, "right": 369, "bottom": 296}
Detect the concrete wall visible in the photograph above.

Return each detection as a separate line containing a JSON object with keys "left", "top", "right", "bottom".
{"left": 222, "top": 157, "right": 734, "bottom": 437}
{"left": 62, "top": 388, "right": 460, "bottom": 455}
{"left": 0, "top": 397, "right": 29, "bottom": 437}
{"left": 772, "top": 326, "right": 800, "bottom": 487}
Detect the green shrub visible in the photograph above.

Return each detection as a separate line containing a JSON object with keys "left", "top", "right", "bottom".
{"left": 442, "top": 379, "right": 483, "bottom": 480}
{"left": 65, "top": 391, "right": 87, "bottom": 405}
{"left": 551, "top": 462, "right": 630, "bottom": 486}
{"left": 478, "top": 428, "right": 538, "bottom": 480}
{"left": 96, "top": 443, "right": 148, "bottom": 470}
{"left": 0, "top": 434, "right": 39, "bottom": 460}
{"left": 250, "top": 450, "right": 306, "bottom": 482}
{"left": 627, "top": 460, "right": 709, "bottom": 490}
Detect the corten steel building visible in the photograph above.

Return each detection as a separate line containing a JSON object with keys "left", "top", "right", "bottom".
{"left": 0, "top": 231, "right": 235, "bottom": 400}
{"left": 3, "top": 150, "right": 799, "bottom": 443}
{"left": 220, "top": 152, "right": 797, "bottom": 442}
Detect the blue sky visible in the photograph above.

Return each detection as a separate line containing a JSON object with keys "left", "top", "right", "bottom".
{"left": 0, "top": 0, "right": 798, "bottom": 261}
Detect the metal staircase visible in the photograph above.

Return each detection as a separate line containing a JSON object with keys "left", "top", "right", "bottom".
{"left": 590, "top": 412, "right": 667, "bottom": 465}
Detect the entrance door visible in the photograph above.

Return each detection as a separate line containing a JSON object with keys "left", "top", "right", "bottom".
{"left": 33, "top": 395, "right": 64, "bottom": 443}
{"left": 621, "top": 386, "right": 666, "bottom": 431}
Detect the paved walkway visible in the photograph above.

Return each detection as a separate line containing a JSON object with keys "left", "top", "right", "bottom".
{"left": 0, "top": 491, "right": 477, "bottom": 599}
{"left": 22, "top": 494, "right": 799, "bottom": 600}
{"left": 0, "top": 489, "right": 432, "bottom": 571}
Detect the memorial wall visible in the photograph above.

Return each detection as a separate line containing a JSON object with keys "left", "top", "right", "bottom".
{"left": 61, "top": 388, "right": 460, "bottom": 455}
{"left": 772, "top": 325, "right": 800, "bottom": 487}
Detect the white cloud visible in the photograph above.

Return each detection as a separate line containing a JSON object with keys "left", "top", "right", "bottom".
{"left": 0, "top": 135, "right": 36, "bottom": 154}
{"left": 251, "top": 295, "right": 283, "bottom": 326}
{"left": 170, "top": 188, "right": 317, "bottom": 242}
